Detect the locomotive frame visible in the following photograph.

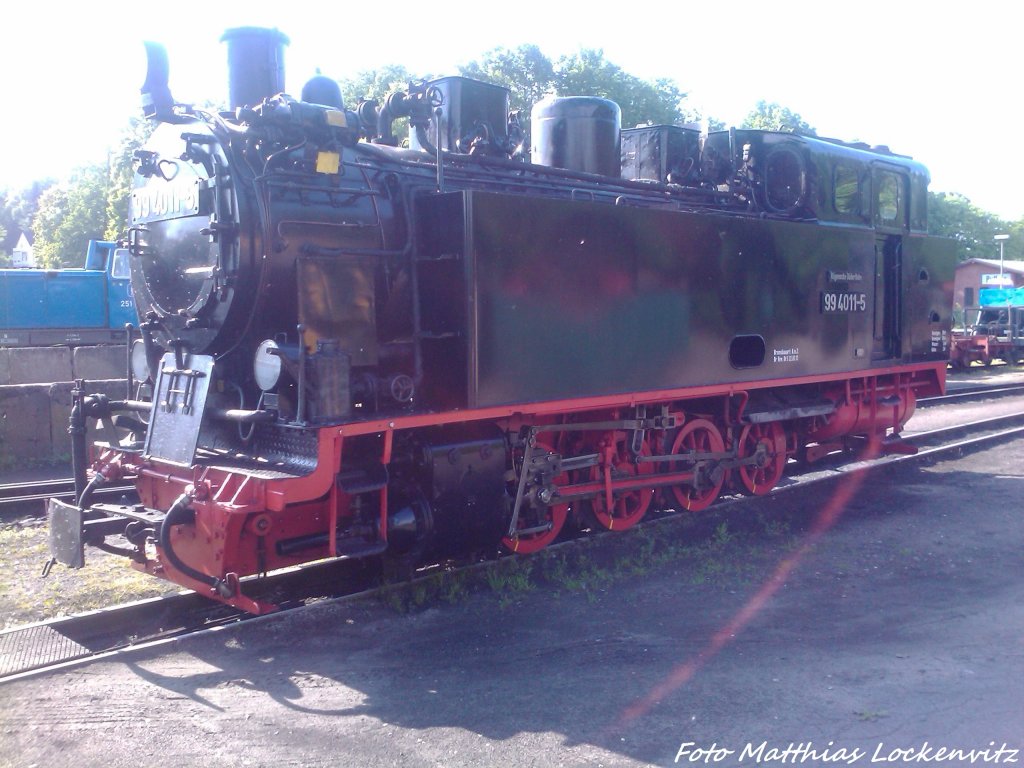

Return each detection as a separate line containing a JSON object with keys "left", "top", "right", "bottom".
{"left": 46, "top": 28, "right": 954, "bottom": 614}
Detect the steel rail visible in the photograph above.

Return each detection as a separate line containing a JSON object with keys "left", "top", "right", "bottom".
{"left": 919, "top": 382, "right": 1024, "bottom": 406}
{"left": 0, "top": 479, "right": 136, "bottom": 513}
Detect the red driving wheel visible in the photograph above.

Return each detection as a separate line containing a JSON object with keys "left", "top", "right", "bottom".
{"left": 501, "top": 439, "right": 569, "bottom": 554}
{"left": 670, "top": 419, "right": 725, "bottom": 512}
{"left": 589, "top": 434, "right": 655, "bottom": 531}
{"left": 736, "top": 422, "right": 787, "bottom": 495}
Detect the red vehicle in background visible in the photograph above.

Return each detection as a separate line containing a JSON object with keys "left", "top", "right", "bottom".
{"left": 950, "top": 285, "right": 1024, "bottom": 368}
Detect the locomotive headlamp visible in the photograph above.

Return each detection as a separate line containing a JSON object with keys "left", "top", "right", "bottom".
{"left": 130, "top": 339, "right": 151, "bottom": 383}
{"left": 253, "top": 339, "right": 283, "bottom": 391}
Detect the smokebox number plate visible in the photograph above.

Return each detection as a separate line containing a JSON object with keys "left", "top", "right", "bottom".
{"left": 820, "top": 291, "right": 867, "bottom": 313}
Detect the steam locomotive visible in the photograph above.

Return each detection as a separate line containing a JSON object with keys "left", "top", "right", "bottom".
{"left": 47, "top": 28, "right": 955, "bottom": 613}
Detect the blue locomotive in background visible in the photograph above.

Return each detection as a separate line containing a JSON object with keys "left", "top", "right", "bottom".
{"left": 0, "top": 240, "right": 136, "bottom": 346}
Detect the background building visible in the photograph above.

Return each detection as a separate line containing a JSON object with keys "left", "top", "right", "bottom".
{"left": 11, "top": 231, "right": 35, "bottom": 268}
{"left": 953, "top": 258, "right": 1024, "bottom": 311}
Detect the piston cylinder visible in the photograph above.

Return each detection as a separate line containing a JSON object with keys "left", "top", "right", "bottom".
{"left": 808, "top": 388, "right": 917, "bottom": 441}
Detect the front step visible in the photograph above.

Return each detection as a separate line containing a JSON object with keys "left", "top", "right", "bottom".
{"left": 48, "top": 499, "right": 165, "bottom": 569}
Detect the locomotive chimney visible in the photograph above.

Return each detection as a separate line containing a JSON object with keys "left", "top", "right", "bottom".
{"left": 221, "top": 27, "right": 290, "bottom": 110}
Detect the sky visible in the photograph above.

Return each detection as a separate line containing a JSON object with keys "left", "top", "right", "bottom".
{"left": 4, "top": 1, "right": 1021, "bottom": 229}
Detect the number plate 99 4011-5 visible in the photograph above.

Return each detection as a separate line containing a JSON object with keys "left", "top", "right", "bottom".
{"left": 820, "top": 291, "right": 867, "bottom": 313}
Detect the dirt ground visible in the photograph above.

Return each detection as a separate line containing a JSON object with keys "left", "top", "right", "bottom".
{"left": 1, "top": 431, "right": 1022, "bottom": 767}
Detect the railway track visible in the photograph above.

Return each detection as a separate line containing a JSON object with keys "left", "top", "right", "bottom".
{"left": 3, "top": 399, "right": 1024, "bottom": 684}
{"left": 0, "top": 477, "right": 136, "bottom": 519}
{"left": 0, "top": 478, "right": 135, "bottom": 506}
{"left": 919, "top": 381, "right": 1024, "bottom": 406}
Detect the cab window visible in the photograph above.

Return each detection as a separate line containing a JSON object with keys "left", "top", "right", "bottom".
{"left": 834, "top": 164, "right": 860, "bottom": 214}
{"left": 111, "top": 248, "right": 131, "bottom": 279}
{"left": 875, "top": 170, "right": 907, "bottom": 228}
{"left": 765, "top": 148, "right": 804, "bottom": 212}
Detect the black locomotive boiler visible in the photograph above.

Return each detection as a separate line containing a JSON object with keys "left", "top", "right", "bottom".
{"left": 47, "top": 28, "right": 955, "bottom": 613}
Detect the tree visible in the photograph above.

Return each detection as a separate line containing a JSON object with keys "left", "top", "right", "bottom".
{"left": 105, "top": 116, "right": 154, "bottom": 240}
{"left": 554, "top": 49, "right": 687, "bottom": 127}
{"left": 742, "top": 101, "right": 816, "bottom": 135}
{"left": 17, "top": 114, "right": 150, "bottom": 266}
{"left": 928, "top": 191, "right": 1019, "bottom": 263}
{"left": 0, "top": 180, "right": 55, "bottom": 253}
{"left": 32, "top": 164, "right": 108, "bottom": 267}
{"left": 338, "top": 64, "right": 418, "bottom": 112}
{"left": 460, "top": 45, "right": 555, "bottom": 115}
{"left": 0, "top": 191, "right": 10, "bottom": 255}
{"left": 459, "top": 46, "right": 705, "bottom": 129}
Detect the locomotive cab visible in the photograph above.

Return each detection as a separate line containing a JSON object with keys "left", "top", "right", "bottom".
{"left": 699, "top": 129, "right": 931, "bottom": 230}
